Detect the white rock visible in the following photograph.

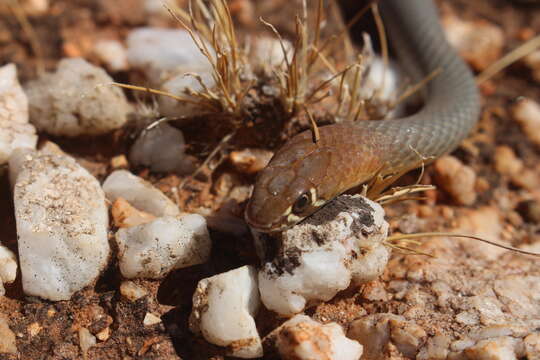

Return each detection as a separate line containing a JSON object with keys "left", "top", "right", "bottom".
{"left": 129, "top": 122, "right": 194, "bottom": 174}
{"left": 0, "top": 63, "right": 37, "bottom": 165}
{"left": 464, "top": 336, "right": 519, "bottom": 360}
{"left": 158, "top": 71, "right": 215, "bottom": 118}
{"left": 119, "top": 280, "right": 148, "bottom": 301}
{"left": 0, "top": 315, "right": 17, "bottom": 354}
{"left": 78, "top": 327, "right": 96, "bottom": 356}
{"left": 257, "top": 195, "right": 389, "bottom": 316}
{"left": 276, "top": 315, "right": 363, "bottom": 360}
{"left": 189, "top": 265, "right": 262, "bottom": 359}
{"left": 143, "top": 313, "right": 162, "bottom": 326}
{"left": 511, "top": 98, "right": 540, "bottom": 147}
{"left": 93, "top": 39, "right": 128, "bottom": 72}
{"left": 102, "top": 170, "right": 180, "bottom": 217}
{"left": 25, "top": 58, "right": 130, "bottom": 137}
{"left": 360, "top": 56, "right": 401, "bottom": 107}
{"left": 9, "top": 149, "right": 109, "bottom": 301}
{"left": 143, "top": 0, "right": 175, "bottom": 17}
{"left": 0, "top": 245, "right": 17, "bottom": 296}
{"left": 348, "top": 313, "right": 426, "bottom": 359}
{"left": 126, "top": 27, "right": 213, "bottom": 84}
{"left": 115, "top": 215, "right": 211, "bottom": 279}
{"left": 249, "top": 36, "right": 292, "bottom": 70}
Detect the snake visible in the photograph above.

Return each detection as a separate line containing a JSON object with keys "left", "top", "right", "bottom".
{"left": 245, "top": 0, "right": 480, "bottom": 232}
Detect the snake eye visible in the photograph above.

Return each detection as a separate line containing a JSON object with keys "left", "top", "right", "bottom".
{"left": 292, "top": 192, "right": 312, "bottom": 214}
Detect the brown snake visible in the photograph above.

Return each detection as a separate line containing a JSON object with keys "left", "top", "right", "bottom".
{"left": 245, "top": 0, "right": 480, "bottom": 232}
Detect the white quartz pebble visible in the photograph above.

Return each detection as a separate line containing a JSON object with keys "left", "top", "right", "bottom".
{"left": 102, "top": 170, "right": 180, "bottom": 217}
{"left": 126, "top": 27, "right": 213, "bottom": 85}
{"left": 257, "top": 195, "right": 389, "bottom": 316}
{"left": 0, "top": 63, "right": 37, "bottom": 165}
{"left": 158, "top": 71, "right": 215, "bottom": 118}
{"left": 276, "top": 315, "right": 363, "bottom": 360}
{"left": 0, "top": 245, "right": 17, "bottom": 296}
{"left": 129, "top": 122, "right": 194, "bottom": 174}
{"left": 189, "top": 266, "right": 263, "bottom": 358}
{"left": 9, "top": 149, "right": 109, "bottom": 301}
{"left": 93, "top": 39, "right": 128, "bottom": 72}
{"left": 25, "top": 58, "right": 130, "bottom": 137}
{"left": 115, "top": 215, "right": 211, "bottom": 279}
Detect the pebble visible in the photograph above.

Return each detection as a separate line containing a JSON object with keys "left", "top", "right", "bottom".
{"left": 9, "top": 149, "right": 109, "bottom": 301}
{"left": 443, "top": 14, "right": 504, "bottom": 71}
{"left": 524, "top": 50, "right": 540, "bottom": 84}
{"left": 129, "top": 122, "right": 194, "bottom": 174}
{"left": 119, "top": 280, "right": 148, "bottom": 301}
{"left": 126, "top": 27, "right": 213, "bottom": 85}
{"left": 464, "top": 336, "right": 519, "bottom": 360}
{"left": 78, "top": 327, "right": 96, "bottom": 357}
{"left": 0, "top": 63, "right": 37, "bottom": 165}
{"left": 511, "top": 98, "right": 540, "bottom": 147}
{"left": 494, "top": 146, "right": 523, "bottom": 176}
{"left": 348, "top": 314, "right": 426, "bottom": 359}
{"left": 276, "top": 315, "right": 363, "bottom": 360}
{"left": 0, "top": 245, "right": 17, "bottom": 296}
{"left": 257, "top": 195, "right": 389, "bottom": 316}
{"left": 115, "top": 215, "right": 211, "bottom": 279}
{"left": 524, "top": 333, "right": 540, "bottom": 359}
{"left": 229, "top": 148, "right": 274, "bottom": 175}
{"left": 102, "top": 170, "right": 180, "bottom": 217}
{"left": 0, "top": 315, "right": 17, "bottom": 354}
{"left": 111, "top": 197, "right": 156, "bottom": 228}
{"left": 143, "top": 313, "right": 162, "bottom": 326}
{"left": 93, "top": 39, "right": 128, "bottom": 72}
{"left": 189, "top": 265, "right": 262, "bottom": 358}
{"left": 158, "top": 71, "right": 215, "bottom": 118}
{"left": 25, "top": 58, "right": 131, "bottom": 136}
{"left": 434, "top": 155, "right": 477, "bottom": 205}
{"left": 249, "top": 36, "right": 292, "bottom": 70}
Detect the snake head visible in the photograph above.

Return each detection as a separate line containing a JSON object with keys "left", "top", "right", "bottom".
{"left": 245, "top": 132, "right": 333, "bottom": 232}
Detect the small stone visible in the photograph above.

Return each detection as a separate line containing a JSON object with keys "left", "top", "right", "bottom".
{"left": 0, "top": 63, "right": 37, "bottom": 165}
{"left": 249, "top": 36, "right": 292, "bottom": 70}
{"left": 115, "top": 215, "right": 211, "bottom": 279}
{"left": 119, "top": 281, "right": 148, "bottom": 301}
{"left": 494, "top": 146, "right": 523, "bottom": 176}
{"left": 464, "top": 336, "right": 518, "bottom": 360}
{"left": 10, "top": 149, "right": 109, "bottom": 301}
{"left": 95, "top": 327, "right": 110, "bottom": 341}
{"left": 0, "top": 245, "right": 17, "bottom": 296}
{"left": 19, "top": 0, "right": 49, "bottom": 15}
{"left": 348, "top": 314, "right": 426, "bottom": 359}
{"left": 102, "top": 170, "right": 180, "bottom": 217}
{"left": 111, "top": 197, "right": 156, "bottom": 228}
{"left": 93, "top": 39, "right": 128, "bottom": 72}
{"left": 0, "top": 315, "right": 17, "bottom": 354}
{"left": 511, "top": 98, "right": 540, "bottom": 147}
{"left": 434, "top": 155, "right": 477, "bottom": 205}
{"left": 126, "top": 27, "right": 213, "bottom": 85}
{"left": 110, "top": 154, "right": 129, "bottom": 169}
{"left": 189, "top": 265, "right": 262, "bottom": 359}
{"left": 78, "top": 327, "right": 96, "bottom": 357}
{"left": 25, "top": 58, "right": 131, "bottom": 137}
{"left": 523, "top": 333, "right": 540, "bottom": 360}
{"left": 129, "top": 122, "right": 194, "bottom": 174}
{"left": 143, "top": 313, "right": 162, "bottom": 326}
{"left": 276, "top": 315, "right": 363, "bottom": 360}
{"left": 158, "top": 71, "right": 215, "bottom": 118}
{"left": 27, "top": 322, "right": 42, "bottom": 337}
{"left": 524, "top": 50, "right": 540, "bottom": 83}
{"left": 443, "top": 14, "right": 504, "bottom": 71}
{"left": 258, "top": 195, "right": 389, "bottom": 316}
{"left": 229, "top": 148, "right": 274, "bottom": 174}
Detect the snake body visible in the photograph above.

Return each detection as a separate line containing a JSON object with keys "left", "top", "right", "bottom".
{"left": 245, "top": 0, "right": 480, "bottom": 232}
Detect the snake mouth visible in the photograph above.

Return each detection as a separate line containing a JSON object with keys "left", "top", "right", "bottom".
{"left": 244, "top": 211, "right": 291, "bottom": 233}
